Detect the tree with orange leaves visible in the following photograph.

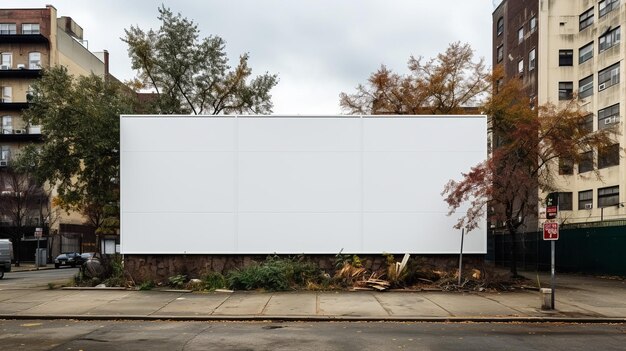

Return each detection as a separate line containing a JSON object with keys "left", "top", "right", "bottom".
{"left": 442, "top": 72, "right": 617, "bottom": 276}
{"left": 339, "top": 42, "right": 488, "bottom": 115}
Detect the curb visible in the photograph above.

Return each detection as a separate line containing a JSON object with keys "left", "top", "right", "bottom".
{"left": 9, "top": 267, "right": 56, "bottom": 273}
{"left": 61, "top": 287, "right": 127, "bottom": 291}
{"left": 0, "top": 314, "right": 624, "bottom": 323}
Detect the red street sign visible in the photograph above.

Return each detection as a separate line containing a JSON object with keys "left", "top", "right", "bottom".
{"left": 546, "top": 193, "right": 559, "bottom": 219}
{"left": 546, "top": 206, "right": 558, "bottom": 219}
{"left": 543, "top": 222, "right": 559, "bottom": 240}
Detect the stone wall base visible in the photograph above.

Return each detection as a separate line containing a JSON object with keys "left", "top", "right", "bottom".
{"left": 124, "top": 254, "right": 486, "bottom": 283}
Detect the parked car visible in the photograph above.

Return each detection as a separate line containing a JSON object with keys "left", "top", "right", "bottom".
{"left": 54, "top": 252, "right": 84, "bottom": 268}
{"left": 80, "top": 252, "right": 96, "bottom": 261}
{"left": 0, "top": 239, "right": 13, "bottom": 279}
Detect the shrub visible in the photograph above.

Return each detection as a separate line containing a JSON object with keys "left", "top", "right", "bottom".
{"left": 334, "top": 250, "right": 362, "bottom": 270}
{"left": 333, "top": 262, "right": 367, "bottom": 287}
{"left": 383, "top": 253, "right": 409, "bottom": 288}
{"left": 227, "top": 255, "right": 322, "bottom": 291}
{"left": 138, "top": 280, "right": 155, "bottom": 291}
{"left": 103, "top": 254, "right": 125, "bottom": 287}
{"left": 168, "top": 274, "right": 187, "bottom": 289}
{"left": 72, "top": 254, "right": 126, "bottom": 287}
{"left": 202, "top": 272, "right": 227, "bottom": 291}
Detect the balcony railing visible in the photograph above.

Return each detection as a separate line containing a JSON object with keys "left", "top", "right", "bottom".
{"left": 0, "top": 127, "right": 43, "bottom": 142}
{"left": 0, "top": 68, "right": 42, "bottom": 78}
{"left": 0, "top": 101, "right": 29, "bottom": 111}
{"left": 0, "top": 34, "right": 49, "bottom": 45}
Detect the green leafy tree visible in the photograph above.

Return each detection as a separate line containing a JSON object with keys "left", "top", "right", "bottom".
{"left": 20, "top": 66, "right": 135, "bottom": 251}
{"left": 123, "top": 5, "right": 278, "bottom": 115}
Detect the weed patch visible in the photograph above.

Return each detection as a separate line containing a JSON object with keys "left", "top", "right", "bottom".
{"left": 227, "top": 255, "right": 322, "bottom": 291}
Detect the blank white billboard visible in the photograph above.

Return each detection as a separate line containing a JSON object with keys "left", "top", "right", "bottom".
{"left": 121, "top": 115, "right": 487, "bottom": 254}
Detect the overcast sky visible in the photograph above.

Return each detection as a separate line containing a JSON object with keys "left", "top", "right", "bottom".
{"left": 5, "top": 0, "right": 496, "bottom": 114}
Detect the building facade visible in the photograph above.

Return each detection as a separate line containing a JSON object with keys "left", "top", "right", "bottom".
{"left": 0, "top": 5, "right": 111, "bottom": 257}
{"left": 493, "top": 0, "right": 625, "bottom": 226}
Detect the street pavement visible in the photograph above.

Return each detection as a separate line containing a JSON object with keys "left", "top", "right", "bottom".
{"left": 0, "top": 319, "right": 624, "bottom": 351}
{"left": 0, "top": 268, "right": 624, "bottom": 321}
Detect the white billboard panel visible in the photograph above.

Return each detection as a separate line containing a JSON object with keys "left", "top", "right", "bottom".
{"left": 121, "top": 115, "right": 487, "bottom": 254}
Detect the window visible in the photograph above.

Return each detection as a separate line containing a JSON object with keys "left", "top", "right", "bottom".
{"left": 598, "top": 104, "right": 620, "bottom": 129}
{"left": 559, "top": 50, "right": 573, "bottom": 66}
{"left": 530, "top": 16, "right": 537, "bottom": 33}
{"left": 579, "top": 75, "right": 594, "bottom": 99}
{"left": 518, "top": 59, "right": 524, "bottom": 74}
{"left": 497, "top": 45, "right": 504, "bottom": 63}
{"left": 599, "top": 0, "right": 620, "bottom": 17}
{"left": 599, "top": 26, "right": 620, "bottom": 52}
{"left": 598, "top": 104, "right": 620, "bottom": 128}
{"left": 0, "top": 145, "right": 9, "bottom": 163}
{"left": 0, "top": 53, "right": 11, "bottom": 69}
{"left": 559, "top": 192, "right": 573, "bottom": 211}
{"left": 581, "top": 113, "right": 594, "bottom": 133}
{"left": 0, "top": 145, "right": 9, "bottom": 161}
{"left": 28, "top": 52, "right": 41, "bottom": 69}
{"left": 1, "top": 87, "right": 12, "bottom": 103}
{"left": 0, "top": 23, "right": 16, "bottom": 35}
{"left": 529, "top": 49, "right": 536, "bottom": 71}
{"left": 26, "top": 85, "right": 34, "bottom": 101}
{"left": 559, "top": 82, "right": 573, "bottom": 100}
{"left": 578, "top": 190, "right": 593, "bottom": 209}
{"left": 598, "top": 144, "right": 620, "bottom": 169}
{"left": 559, "top": 157, "right": 574, "bottom": 175}
{"left": 1, "top": 116, "right": 11, "bottom": 134}
{"left": 21, "top": 23, "right": 40, "bottom": 35}
{"left": 518, "top": 27, "right": 524, "bottom": 43}
{"left": 497, "top": 17, "right": 504, "bottom": 36}
{"left": 598, "top": 186, "right": 619, "bottom": 207}
{"left": 579, "top": 8, "right": 594, "bottom": 31}
{"left": 598, "top": 62, "right": 620, "bottom": 90}
{"left": 579, "top": 42, "right": 594, "bottom": 63}
{"left": 579, "top": 151, "right": 594, "bottom": 173}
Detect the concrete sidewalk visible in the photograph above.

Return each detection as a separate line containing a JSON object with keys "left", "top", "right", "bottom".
{"left": 0, "top": 271, "right": 624, "bottom": 322}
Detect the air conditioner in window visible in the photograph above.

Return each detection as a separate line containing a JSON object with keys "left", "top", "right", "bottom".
{"left": 584, "top": 203, "right": 593, "bottom": 210}
{"left": 605, "top": 116, "right": 617, "bottom": 124}
{"left": 0, "top": 160, "right": 7, "bottom": 167}
{"left": 598, "top": 83, "right": 607, "bottom": 91}
{"left": 0, "top": 65, "right": 9, "bottom": 70}
{"left": 17, "top": 64, "right": 25, "bottom": 69}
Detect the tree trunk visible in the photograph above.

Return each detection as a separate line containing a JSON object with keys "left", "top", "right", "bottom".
{"left": 95, "top": 233, "right": 100, "bottom": 255}
{"left": 508, "top": 227, "right": 518, "bottom": 277}
{"left": 14, "top": 233, "right": 21, "bottom": 267}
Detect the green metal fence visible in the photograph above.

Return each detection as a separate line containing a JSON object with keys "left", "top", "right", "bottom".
{"left": 488, "top": 223, "right": 626, "bottom": 276}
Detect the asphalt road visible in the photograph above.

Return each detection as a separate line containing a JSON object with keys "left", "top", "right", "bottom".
{"left": 0, "top": 268, "right": 78, "bottom": 289}
{"left": 0, "top": 320, "right": 624, "bottom": 350}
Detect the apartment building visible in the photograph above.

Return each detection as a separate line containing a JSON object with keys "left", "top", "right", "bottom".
{"left": 493, "top": 0, "right": 625, "bottom": 225}
{"left": 0, "top": 5, "right": 111, "bottom": 256}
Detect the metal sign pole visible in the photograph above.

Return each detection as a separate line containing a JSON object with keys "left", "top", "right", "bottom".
{"left": 544, "top": 192, "right": 558, "bottom": 310}
{"left": 551, "top": 240, "right": 555, "bottom": 309}
{"left": 36, "top": 236, "right": 40, "bottom": 271}
{"left": 458, "top": 228, "right": 465, "bottom": 286}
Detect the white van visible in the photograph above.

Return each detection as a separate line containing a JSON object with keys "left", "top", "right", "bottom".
{"left": 0, "top": 239, "right": 13, "bottom": 279}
